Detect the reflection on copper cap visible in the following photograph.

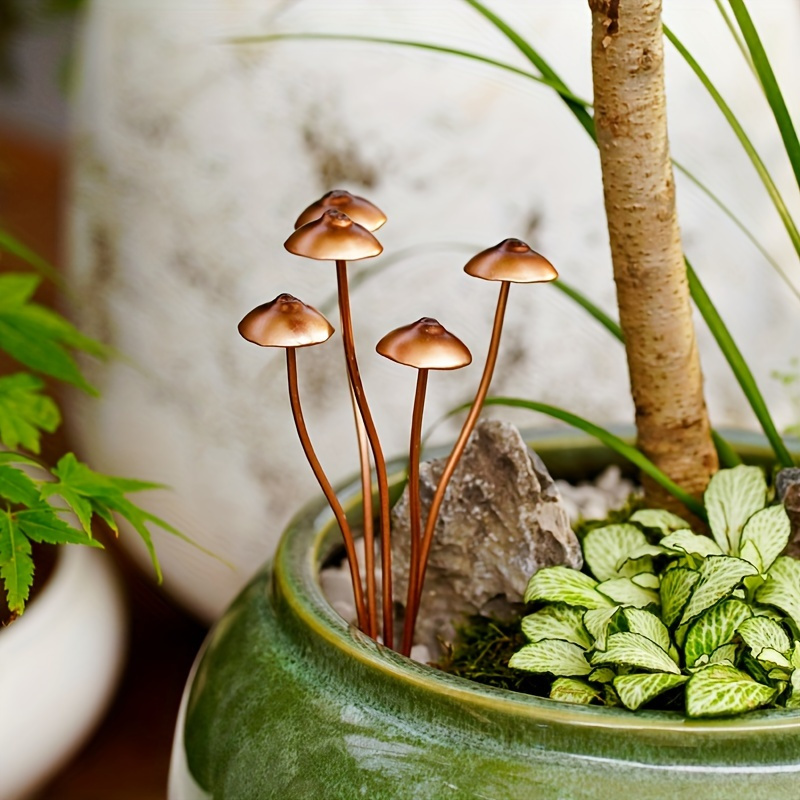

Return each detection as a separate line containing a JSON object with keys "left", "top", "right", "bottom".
{"left": 238, "top": 293, "right": 334, "bottom": 348}
{"left": 294, "top": 190, "right": 387, "bottom": 232}
{"left": 376, "top": 317, "right": 472, "bottom": 370}
{"left": 284, "top": 210, "right": 383, "bottom": 262}
{"left": 464, "top": 238, "right": 558, "bottom": 284}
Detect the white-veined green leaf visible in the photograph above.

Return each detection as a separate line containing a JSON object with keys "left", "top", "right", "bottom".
{"left": 708, "top": 643, "right": 738, "bottom": 666}
{"left": 549, "top": 677, "right": 600, "bottom": 704}
{"left": 739, "top": 541, "right": 764, "bottom": 574}
{"left": 684, "top": 598, "right": 752, "bottom": 667}
{"left": 623, "top": 607, "right": 672, "bottom": 653}
{"left": 787, "top": 669, "right": 800, "bottom": 710}
{"left": 617, "top": 554, "right": 658, "bottom": 578}
{"left": 583, "top": 606, "right": 621, "bottom": 651}
{"left": 583, "top": 524, "right": 649, "bottom": 581}
{"left": 631, "top": 573, "right": 660, "bottom": 590}
{"left": 660, "top": 530, "right": 723, "bottom": 558}
{"left": 705, "top": 465, "right": 767, "bottom": 554}
{"left": 738, "top": 505, "right": 791, "bottom": 573}
{"left": 660, "top": 567, "right": 700, "bottom": 628}
{"left": 758, "top": 648, "right": 792, "bottom": 670}
{"left": 756, "top": 557, "right": 800, "bottom": 629}
{"left": 524, "top": 566, "right": 613, "bottom": 609}
{"left": 509, "top": 639, "right": 592, "bottom": 676}
{"left": 738, "top": 616, "right": 792, "bottom": 658}
{"left": 521, "top": 605, "right": 592, "bottom": 649}
{"left": 680, "top": 556, "right": 758, "bottom": 626}
{"left": 792, "top": 642, "right": 800, "bottom": 669}
{"left": 685, "top": 664, "right": 777, "bottom": 718}
{"left": 598, "top": 577, "right": 660, "bottom": 608}
{"left": 588, "top": 667, "right": 616, "bottom": 684}
{"left": 592, "top": 632, "right": 680, "bottom": 674}
{"left": 614, "top": 672, "right": 688, "bottom": 711}
{"left": 630, "top": 509, "right": 691, "bottom": 535}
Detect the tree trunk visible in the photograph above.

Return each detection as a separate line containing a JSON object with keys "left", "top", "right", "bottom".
{"left": 588, "top": 0, "right": 718, "bottom": 507}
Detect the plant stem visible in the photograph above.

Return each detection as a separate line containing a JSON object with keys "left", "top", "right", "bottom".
{"left": 286, "top": 348, "right": 367, "bottom": 630}
{"left": 336, "top": 260, "right": 394, "bottom": 647}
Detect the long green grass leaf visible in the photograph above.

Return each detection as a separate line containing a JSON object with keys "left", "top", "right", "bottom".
{"left": 0, "top": 229, "right": 62, "bottom": 286}
{"left": 712, "top": 0, "right": 757, "bottom": 80}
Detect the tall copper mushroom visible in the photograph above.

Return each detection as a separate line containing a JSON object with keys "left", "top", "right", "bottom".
{"left": 238, "top": 293, "right": 368, "bottom": 631}
{"left": 295, "top": 189, "right": 387, "bottom": 232}
{"left": 406, "top": 239, "right": 558, "bottom": 643}
{"left": 284, "top": 210, "right": 396, "bottom": 644}
{"left": 376, "top": 318, "right": 472, "bottom": 656}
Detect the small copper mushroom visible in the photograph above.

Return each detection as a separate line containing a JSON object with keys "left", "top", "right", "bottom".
{"left": 377, "top": 318, "right": 471, "bottom": 656}
{"left": 284, "top": 209, "right": 395, "bottom": 644}
{"left": 406, "top": 239, "right": 558, "bottom": 643}
{"left": 294, "top": 189, "right": 387, "bottom": 232}
{"left": 238, "top": 293, "right": 368, "bottom": 631}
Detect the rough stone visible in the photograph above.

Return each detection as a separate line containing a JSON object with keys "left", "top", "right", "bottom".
{"left": 391, "top": 419, "right": 582, "bottom": 649}
{"left": 776, "top": 468, "right": 800, "bottom": 557}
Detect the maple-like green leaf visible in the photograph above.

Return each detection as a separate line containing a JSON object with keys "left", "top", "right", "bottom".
{"left": 684, "top": 598, "right": 752, "bottom": 668}
{"left": 614, "top": 672, "right": 688, "bottom": 711}
{"left": 521, "top": 605, "right": 592, "bottom": 649}
{"left": 583, "top": 524, "right": 649, "bottom": 582}
{"left": 757, "top": 558, "right": 800, "bottom": 630}
{"left": 509, "top": 639, "right": 592, "bottom": 676}
{"left": 738, "top": 505, "right": 791, "bottom": 574}
{"left": 524, "top": 566, "right": 613, "bottom": 610}
{"left": 592, "top": 632, "right": 680, "bottom": 675}
{"left": 0, "top": 465, "right": 40, "bottom": 507}
{"left": 704, "top": 465, "right": 767, "bottom": 554}
{"left": 680, "top": 556, "right": 758, "bottom": 626}
{"left": 685, "top": 664, "right": 777, "bottom": 718}
{"left": 549, "top": 677, "right": 600, "bottom": 705}
{"left": 0, "top": 512, "right": 34, "bottom": 615}
{"left": 16, "top": 508, "right": 102, "bottom": 548}
{"left": 0, "top": 373, "right": 60, "bottom": 453}
{"left": 660, "top": 567, "right": 700, "bottom": 628}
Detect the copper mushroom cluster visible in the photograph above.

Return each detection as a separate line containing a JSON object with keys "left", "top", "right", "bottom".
{"left": 239, "top": 190, "right": 558, "bottom": 654}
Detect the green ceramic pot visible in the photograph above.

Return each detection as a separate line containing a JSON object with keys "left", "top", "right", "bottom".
{"left": 169, "top": 430, "right": 800, "bottom": 800}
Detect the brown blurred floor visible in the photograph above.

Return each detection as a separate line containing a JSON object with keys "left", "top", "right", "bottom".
{"left": 1, "top": 124, "right": 208, "bottom": 800}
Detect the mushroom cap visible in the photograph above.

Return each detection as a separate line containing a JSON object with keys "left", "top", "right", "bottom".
{"left": 284, "top": 209, "right": 384, "bottom": 262}
{"left": 238, "top": 293, "right": 334, "bottom": 348}
{"left": 464, "top": 238, "right": 558, "bottom": 284}
{"left": 376, "top": 317, "right": 472, "bottom": 370}
{"left": 294, "top": 190, "right": 387, "bottom": 232}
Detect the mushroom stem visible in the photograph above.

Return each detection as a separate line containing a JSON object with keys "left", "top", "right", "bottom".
{"left": 401, "top": 368, "right": 428, "bottom": 656}
{"left": 350, "top": 385, "right": 378, "bottom": 638}
{"left": 336, "top": 260, "right": 394, "bottom": 648}
{"left": 286, "top": 348, "right": 368, "bottom": 631}
{"left": 407, "top": 280, "right": 511, "bottom": 640}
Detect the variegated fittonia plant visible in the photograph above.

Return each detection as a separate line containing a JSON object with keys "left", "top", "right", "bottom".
{"left": 509, "top": 465, "right": 800, "bottom": 718}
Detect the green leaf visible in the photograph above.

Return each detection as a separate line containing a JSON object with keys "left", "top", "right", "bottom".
{"left": 704, "top": 466, "right": 767, "bottom": 554}
{"left": 684, "top": 598, "right": 752, "bottom": 668}
{"left": 708, "top": 643, "right": 739, "bottom": 667}
{"left": 549, "top": 677, "right": 600, "bottom": 705}
{"left": 685, "top": 664, "right": 777, "bottom": 718}
{"left": 583, "top": 524, "right": 648, "bottom": 582}
{"left": 524, "top": 566, "right": 613, "bottom": 610}
{"left": 629, "top": 509, "right": 691, "bottom": 535}
{"left": 0, "top": 231, "right": 61, "bottom": 284}
{"left": 588, "top": 667, "right": 616, "bottom": 684}
{"left": 0, "top": 273, "right": 40, "bottom": 308}
{"left": 660, "top": 567, "right": 701, "bottom": 628}
{"left": 597, "top": 578, "right": 660, "bottom": 609}
{"left": 756, "top": 558, "right": 800, "bottom": 629}
{"left": 680, "top": 556, "right": 759, "bottom": 626}
{"left": 509, "top": 639, "right": 592, "bottom": 677}
{"left": 16, "top": 508, "right": 102, "bottom": 548}
{"left": 521, "top": 605, "right": 592, "bottom": 649}
{"left": 0, "top": 373, "right": 60, "bottom": 453}
{"left": 583, "top": 606, "right": 621, "bottom": 651}
{"left": 592, "top": 632, "right": 680, "bottom": 675}
{"left": 623, "top": 608, "right": 672, "bottom": 653}
{"left": 614, "top": 673, "right": 688, "bottom": 711}
{"left": 660, "top": 530, "right": 723, "bottom": 558}
{"left": 631, "top": 573, "right": 660, "bottom": 590}
{"left": 738, "top": 505, "right": 791, "bottom": 573}
{"left": 0, "top": 512, "right": 34, "bottom": 615}
{"left": 787, "top": 670, "right": 800, "bottom": 710}
{"left": 0, "top": 465, "right": 40, "bottom": 507}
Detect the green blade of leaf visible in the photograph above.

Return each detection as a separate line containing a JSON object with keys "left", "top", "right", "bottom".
{"left": 710, "top": 428, "right": 744, "bottom": 468}
{"left": 0, "top": 465, "right": 40, "bottom": 507}
{"left": 0, "top": 373, "right": 61, "bottom": 453}
{"left": 685, "top": 664, "right": 777, "bottom": 718}
{"left": 0, "top": 230, "right": 62, "bottom": 285}
{"left": 680, "top": 556, "right": 759, "bottom": 626}
{"left": 16, "top": 508, "right": 103, "bottom": 548}
{"left": 597, "top": 578, "right": 660, "bottom": 609}
{"left": 509, "top": 639, "right": 592, "bottom": 677}
{"left": 712, "top": 0, "right": 757, "bottom": 79}
{"left": 549, "top": 677, "right": 600, "bottom": 705}
{"left": 684, "top": 598, "right": 752, "bottom": 668}
{"left": 592, "top": 632, "right": 680, "bottom": 675}
{"left": 0, "top": 273, "right": 41, "bottom": 309}
{"left": 739, "top": 505, "right": 791, "bottom": 573}
{"left": 756, "top": 557, "right": 800, "bottom": 629}
{"left": 524, "top": 566, "right": 612, "bottom": 610}
{"left": 623, "top": 607, "right": 672, "bottom": 653}
{"left": 582, "top": 524, "right": 648, "bottom": 582}
{"left": 738, "top": 615, "right": 792, "bottom": 659}
{"left": 0, "top": 511, "right": 34, "bottom": 615}
{"left": 521, "top": 605, "right": 592, "bottom": 649}
{"left": 551, "top": 280, "right": 623, "bottom": 342}
{"left": 660, "top": 567, "right": 701, "bottom": 628}
{"left": 704, "top": 465, "right": 768, "bottom": 554}
{"left": 614, "top": 672, "right": 688, "bottom": 711}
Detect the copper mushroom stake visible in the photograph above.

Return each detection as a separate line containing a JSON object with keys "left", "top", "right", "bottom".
{"left": 376, "top": 318, "right": 472, "bottom": 656}
{"left": 238, "top": 293, "right": 368, "bottom": 631}
{"left": 284, "top": 210, "right": 396, "bottom": 644}
{"left": 406, "top": 239, "right": 558, "bottom": 643}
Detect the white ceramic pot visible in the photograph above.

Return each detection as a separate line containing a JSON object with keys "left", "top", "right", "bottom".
{"left": 66, "top": 0, "right": 800, "bottom": 621}
{"left": 0, "top": 546, "right": 127, "bottom": 800}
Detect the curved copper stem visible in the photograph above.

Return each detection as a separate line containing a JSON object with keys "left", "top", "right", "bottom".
{"left": 400, "top": 368, "right": 428, "bottom": 656}
{"left": 286, "top": 348, "right": 368, "bottom": 631}
{"left": 406, "top": 281, "right": 511, "bottom": 643}
{"left": 350, "top": 384, "right": 377, "bottom": 638}
{"left": 336, "top": 260, "right": 394, "bottom": 648}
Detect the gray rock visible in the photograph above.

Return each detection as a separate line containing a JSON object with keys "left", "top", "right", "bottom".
{"left": 391, "top": 419, "right": 582, "bottom": 649}
{"left": 776, "top": 468, "right": 800, "bottom": 557}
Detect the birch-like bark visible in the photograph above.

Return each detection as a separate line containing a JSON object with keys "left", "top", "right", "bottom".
{"left": 588, "top": 0, "right": 718, "bottom": 504}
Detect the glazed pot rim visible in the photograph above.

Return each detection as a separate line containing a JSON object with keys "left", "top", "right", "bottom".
{"left": 273, "top": 427, "right": 800, "bottom": 734}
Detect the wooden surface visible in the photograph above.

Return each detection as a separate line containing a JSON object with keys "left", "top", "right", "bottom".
{"left": 1, "top": 124, "right": 208, "bottom": 800}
